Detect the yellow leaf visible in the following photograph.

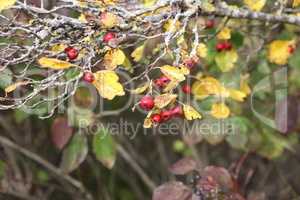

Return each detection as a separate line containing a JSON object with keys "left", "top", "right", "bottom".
{"left": 93, "top": 70, "right": 125, "bottom": 100}
{"left": 228, "top": 89, "right": 247, "bottom": 102}
{"left": 267, "top": 40, "right": 295, "bottom": 65}
{"left": 51, "top": 44, "right": 67, "bottom": 53}
{"left": 154, "top": 94, "right": 177, "bottom": 109}
{"left": 211, "top": 103, "right": 230, "bottom": 119}
{"left": 143, "top": 0, "right": 156, "bottom": 7}
{"left": 5, "top": 81, "right": 29, "bottom": 94}
{"left": 38, "top": 57, "right": 75, "bottom": 70}
{"left": 131, "top": 44, "right": 145, "bottom": 62}
{"left": 100, "top": 12, "right": 118, "bottom": 28}
{"left": 183, "top": 105, "right": 202, "bottom": 120}
{"left": 215, "top": 49, "right": 238, "bottom": 72}
{"left": 131, "top": 82, "right": 149, "bottom": 94}
{"left": 122, "top": 57, "right": 133, "bottom": 72}
{"left": 0, "top": 0, "right": 16, "bottom": 11}
{"left": 103, "top": 49, "right": 126, "bottom": 70}
{"left": 78, "top": 14, "right": 87, "bottom": 23}
{"left": 244, "top": 0, "right": 266, "bottom": 11}
{"left": 163, "top": 19, "right": 181, "bottom": 32}
{"left": 217, "top": 27, "right": 231, "bottom": 40}
{"left": 196, "top": 43, "right": 208, "bottom": 58}
{"left": 240, "top": 74, "right": 251, "bottom": 95}
{"left": 163, "top": 80, "right": 181, "bottom": 92}
{"left": 192, "top": 77, "right": 228, "bottom": 99}
{"left": 160, "top": 65, "right": 189, "bottom": 82}
{"left": 143, "top": 111, "right": 154, "bottom": 128}
{"left": 293, "top": 0, "right": 300, "bottom": 7}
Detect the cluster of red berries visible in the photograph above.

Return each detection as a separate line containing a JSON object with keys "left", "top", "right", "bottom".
{"left": 216, "top": 41, "right": 232, "bottom": 52}
{"left": 151, "top": 106, "right": 183, "bottom": 124}
{"left": 139, "top": 96, "right": 183, "bottom": 124}
{"left": 64, "top": 47, "right": 79, "bottom": 60}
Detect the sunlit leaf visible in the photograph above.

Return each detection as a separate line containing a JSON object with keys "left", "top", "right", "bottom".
{"left": 228, "top": 88, "right": 247, "bottom": 102}
{"left": 244, "top": 0, "right": 266, "bottom": 11}
{"left": 38, "top": 57, "right": 75, "bottom": 70}
{"left": 4, "top": 81, "right": 29, "bottom": 95}
{"left": 100, "top": 12, "right": 119, "bottom": 28}
{"left": 131, "top": 82, "right": 149, "bottom": 94}
{"left": 0, "top": 0, "right": 16, "bottom": 11}
{"left": 183, "top": 105, "right": 202, "bottom": 120}
{"left": 267, "top": 40, "right": 295, "bottom": 65}
{"left": 217, "top": 27, "right": 231, "bottom": 40}
{"left": 103, "top": 49, "right": 126, "bottom": 70}
{"left": 131, "top": 44, "right": 145, "bottom": 62}
{"left": 196, "top": 43, "right": 208, "bottom": 58}
{"left": 93, "top": 70, "right": 125, "bottom": 100}
{"left": 160, "top": 65, "right": 189, "bottom": 82}
{"left": 293, "top": 0, "right": 300, "bottom": 7}
{"left": 211, "top": 103, "right": 230, "bottom": 119}
{"left": 154, "top": 94, "right": 177, "bottom": 109}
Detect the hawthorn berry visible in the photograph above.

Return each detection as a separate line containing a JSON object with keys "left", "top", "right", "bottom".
{"left": 171, "top": 106, "right": 183, "bottom": 117}
{"left": 223, "top": 41, "right": 232, "bottom": 50}
{"left": 65, "top": 47, "right": 79, "bottom": 60}
{"left": 288, "top": 45, "right": 295, "bottom": 54}
{"left": 154, "top": 76, "right": 171, "bottom": 88}
{"left": 83, "top": 71, "right": 95, "bottom": 83}
{"left": 161, "top": 110, "right": 172, "bottom": 121}
{"left": 216, "top": 42, "right": 232, "bottom": 52}
{"left": 216, "top": 43, "right": 225, "bottom": 52}
{"left": 151, "top": 114, "right": 162, "bottom": 123}
{"left": 103, "top": 32, "right": 116, "bottom": 43}
{"left": 205, "top": 19, "right": 214, "bottom": 29}
{"left": 182, "top": 84, "right": 191, "bottom": 94}
{"left": 139, "top": 96, "right": 154, "bottom": 111}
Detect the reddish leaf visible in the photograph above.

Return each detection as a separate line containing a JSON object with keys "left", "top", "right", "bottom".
{"left": 153, "top": 181, "right": 192, "bottom": 200}
{"left": 169, "top": 157, "right": 197, "bottom": 175}
{"left": 51, "top": 117, "right": 73, "bottom": 150}
{"left": 202, "top": 166, "right": 234, "bottom": 191}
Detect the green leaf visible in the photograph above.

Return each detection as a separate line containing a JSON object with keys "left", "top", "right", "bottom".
{"left": 67, "top": 105, "right": 94, "bottom": 128}
{"left": 230, "top": 32, "right": 244, "bottom": 48}
{"left": 92, "top": 128, "right": 117, "bottom": 169}
{"left": 0, "top": 68, "right": 13, "bottom": 90}
{"left": 60, "top": 133, "right": 88, "bottom": 173}
{"left": 288, "top": 48, "right": 300, "bottom": 69}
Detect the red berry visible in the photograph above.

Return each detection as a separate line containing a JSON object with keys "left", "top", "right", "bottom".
{"left": 205, "top": 19, "right": 214, "bottom": 29}
{"left": 223, "top": 42, "right": 232, "bottom": 50}
{"left": 182, "top": 84, "right": 191, "bottom": 94}
{"left": 65, "top": 47, "right": 79, "bottom": 60}
{"left": 288, "top": 45, "right": 295, "bottom": 54}
{"left": 154, "top": 76, "right": 170, "bottom": 88}
{"left": 171, "top": 106, "right": 183, "bottom": 117}
{"left": 103, "top": 32, "right": 116, "bottom": 43}
{"left": 139, "top": 96, "right": 154, "bottom": 111}
{"left": 161, "top": 110, "right": 172, "bottom": 121}
{"left": 83, "top": 71, "right": 95, "bottom": 83}
{"left": 216, "top": 43, "right": 225, "bottom": 52}
{"left": 151, "top": 114, "right": 162, "bottom": 123}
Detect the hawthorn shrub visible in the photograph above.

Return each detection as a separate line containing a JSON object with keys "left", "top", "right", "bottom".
{"left": 0, "top": 0, "right": 300, "bottom": 199}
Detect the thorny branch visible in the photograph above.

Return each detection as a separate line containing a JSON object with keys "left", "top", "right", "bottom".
{"left": 0, "top": 0, "right": 300, "bottom": 118}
